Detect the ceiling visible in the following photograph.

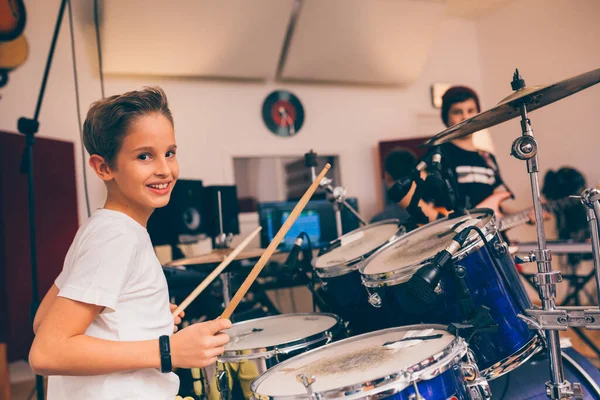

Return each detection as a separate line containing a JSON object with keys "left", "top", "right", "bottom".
{"left": 99, "top": 0, "right": 513, "bottom": 85}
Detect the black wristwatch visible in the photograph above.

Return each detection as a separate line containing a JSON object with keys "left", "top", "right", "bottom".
{"left": 159, "top": 335, "right": 172, "bottom": 373}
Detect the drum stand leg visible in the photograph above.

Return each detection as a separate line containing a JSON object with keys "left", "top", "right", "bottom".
{"left": 220, "top": 273, "right": 232, "bottom": 306}
{"left": 509, "top": 70, "right": 577, "bottom": 400}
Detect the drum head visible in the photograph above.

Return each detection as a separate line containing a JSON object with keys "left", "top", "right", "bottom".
{"left": 361, "top": 210, "right": 493, "bottom": 280}
{"left": 221, "top": 313, "right": 339, "bottom": 358}
{"left": 314, "top": 220, "right": 401, "bottom": 270}
{"left": 251, "top": 324, "right": 463, "bottom": 399}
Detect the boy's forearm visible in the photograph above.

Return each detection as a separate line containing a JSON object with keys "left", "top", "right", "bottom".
{"left": 30, "top": 335, "right": 161, "bottom": 376}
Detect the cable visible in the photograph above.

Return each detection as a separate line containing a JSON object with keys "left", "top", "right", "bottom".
{"left": 67, "top": 0, "right": 91, "bottom": 218}
{"left": 93, "top": 0, "right": 105, "bottom": 99}
{"left": 498, "top": 373, "right": 510, "bottom": 400}
{"left": 298, "top": 232, "right": 316, "bottom": 312}
{"left": 26, "top": 385, "right": 36, "bottom": 400}
{"left": 289, "top": 287, "right": 297, "bottom": 313}
{"left": 466, "top": 225, "right": 529, "bottom": 315}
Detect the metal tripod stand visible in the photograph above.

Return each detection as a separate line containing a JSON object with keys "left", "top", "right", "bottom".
{"left": 509, "top": 70, "right": 600, "bottom": 400}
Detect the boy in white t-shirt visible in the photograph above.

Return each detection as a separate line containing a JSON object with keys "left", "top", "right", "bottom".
{"left": 29, "top": 87, "right": 232, "bottom": 399}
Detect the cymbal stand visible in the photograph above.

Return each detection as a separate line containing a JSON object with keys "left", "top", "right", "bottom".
{"left": 214, "top": 190, "right": 233, "bottom": 306}
{"left": 319, "top": 176, "right": 366, "bottom": 237}
{"left": 509, "top": 70, "right": 586, "bottom": 400}
{"left": 580, "top": 188, "right": 600, "bottom": 305}
{"left": 304, "top": 150, "right": 366, "bottom": 237}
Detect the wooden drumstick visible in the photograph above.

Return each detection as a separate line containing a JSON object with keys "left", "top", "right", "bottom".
{"left": 172, "top": 226, "right": 262, "bottom": 317}
{"left": 221, "top": 163, "right": 331, "bottom": 319}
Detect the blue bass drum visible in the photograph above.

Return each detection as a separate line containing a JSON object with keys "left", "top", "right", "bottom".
{"left": 250, "top": 324, "right": 491, "bottom": 399}
{"left": 360, "top": 209, "right": 543, "bottom": 380}
{"left": 488, "top": 347, "right": 600, "bottom": 399}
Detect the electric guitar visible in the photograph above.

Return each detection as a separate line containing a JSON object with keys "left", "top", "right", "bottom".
{"left": 433, "top": 192, "right": 577, "bottom": 232}
{"left": 496, "top": 196, "right": 576, "bottom": 232}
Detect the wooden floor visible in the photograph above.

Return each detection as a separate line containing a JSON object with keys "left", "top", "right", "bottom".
{"left": 561, "top": 329, "right": 600, "bottom": 368}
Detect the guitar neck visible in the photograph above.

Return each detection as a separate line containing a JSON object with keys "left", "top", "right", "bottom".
{"left": 498, "top": 210, "right": 531, "bottom": 231}
{"left": 497, "top": 197, "right": 572, "bottom": 232}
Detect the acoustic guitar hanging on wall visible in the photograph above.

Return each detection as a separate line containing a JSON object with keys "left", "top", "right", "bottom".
{"left": 0, "top": 0, "right": 28, "bottom": 88}
{"left": 0, "top": 0, "right": 26, "bottom": 41}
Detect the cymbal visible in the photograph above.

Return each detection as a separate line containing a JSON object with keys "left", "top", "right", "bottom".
{"left": 165, "top": 248, "right": 269, "bottom": 267}
{"left": 423, "top": 68, "right": 600, "bottom": 147}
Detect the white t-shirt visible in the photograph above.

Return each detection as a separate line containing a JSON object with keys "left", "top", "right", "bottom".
{"left": 48, "top": 209, "right": 179, "bottom": 400}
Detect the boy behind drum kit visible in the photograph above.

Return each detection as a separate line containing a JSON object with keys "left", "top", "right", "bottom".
{"left": 397, "top": 86, "right": 541, "bottom": 227}
{"left": 29, "top": 87, "right": 232, "bottom": 399}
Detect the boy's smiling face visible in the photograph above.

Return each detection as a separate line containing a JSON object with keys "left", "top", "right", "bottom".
{"left": 94, "top": 112, "right": 179, "bottom": 226}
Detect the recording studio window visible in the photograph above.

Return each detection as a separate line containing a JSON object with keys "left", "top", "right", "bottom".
{"left": 233, "top": 155, "right": 341, "bottom": 213}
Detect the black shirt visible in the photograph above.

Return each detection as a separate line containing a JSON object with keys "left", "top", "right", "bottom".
{"left": 440, "top": 142, "right": 506, "bottom": 207}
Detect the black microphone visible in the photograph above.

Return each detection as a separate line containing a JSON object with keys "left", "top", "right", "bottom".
{"left": 430, "top": 146, "right": 442, "bottom": 171}
{"left": 421, "top": 146, "right": 446, "bottom": 203}
{"left": 388, "top": 160, "right": 427, "bottom": 202}
{"left": 284, "top": 235, "right": 304, "bottom": 269}
{"left": 388, "top": 147, "right": 444, "bottom": 204}
{"left": 406, "top": 228, "right": 473, "bottom": 304}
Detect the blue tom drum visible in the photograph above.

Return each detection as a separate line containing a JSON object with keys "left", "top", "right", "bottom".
{"left": 359, "top": 209, "right": 544, "bottom": 380}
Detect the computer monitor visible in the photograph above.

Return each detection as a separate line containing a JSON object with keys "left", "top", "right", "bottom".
{"left": 257, "top": 198, "right": 360, "bottom": 251}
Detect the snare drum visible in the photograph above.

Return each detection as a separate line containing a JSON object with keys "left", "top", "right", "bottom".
{"left": 312, "top": 220, "right": 406, "bottom": 334}
{"left": 360, "top": 209, "right": 543, "bottom": 380}
{"left": 200, "top": 313, "right": 341, "bottom": 400}
{"left": 251, "top": 324, "right": 491, "bottom": 399}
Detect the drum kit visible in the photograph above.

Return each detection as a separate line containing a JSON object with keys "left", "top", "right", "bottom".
{"left": 178, "top": 67, "right": 600, "bottom": 400}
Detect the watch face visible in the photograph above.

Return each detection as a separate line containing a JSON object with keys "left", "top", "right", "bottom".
{"left": 262, "top": 90, "right": 305, "bottom": 137}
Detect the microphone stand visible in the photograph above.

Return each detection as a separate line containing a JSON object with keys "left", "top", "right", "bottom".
{"left": 304, "top": 150, "right": 366, "bottom": 237}
{"left": 283, "top": 231, "right": 328, "bottom": 312}
{"left": 18, "top": 1, "right": 68, "bottom": 399}
{"left": 447, "top": 261, "right": 498, "bottom": 344}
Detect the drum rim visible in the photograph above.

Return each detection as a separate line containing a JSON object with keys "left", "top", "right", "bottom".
{"left": 359, "top": 209, "right": 498, "bottom": 287}
{"left": 219, "top": 313, "right": 341, "bottom": 361}
{"left": 562, "top": 349, "right": 600, "bottom": 397}
{"left": 482, "top": 334, "right": 544, "bottom": 380}
{"left": 250, "top": 324, "right": 467, "bottom": 399}
{"left": 312, "top": 219, "right": 404, "bottom": 278}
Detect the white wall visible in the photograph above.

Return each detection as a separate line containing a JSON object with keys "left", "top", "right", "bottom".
{"left": 476, "top": 0, "right": 600, "bottom": 211}
{"left": 474, "top": 0, "right": 600, "bottom": 244}
{"left": 0, "top": 0, "right": 484, "bottom": 226}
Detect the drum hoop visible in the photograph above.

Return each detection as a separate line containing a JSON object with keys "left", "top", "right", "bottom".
{"left": 219, "top": 313, "right": 341, "bottom": 361}
{"left": 359, "top": 210, "right": 498, "bottom": 286}
{"left": 562, "top": 350, "right": 600, "bottom": 397}
{"left": 481, "top": 334, "right": 544, "bottom": 380}
{"left": 312, "top": 219, "right": 404, "bottom": 278}
{"left": 250, "top": 324, "right": 466, "bottom": 399}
